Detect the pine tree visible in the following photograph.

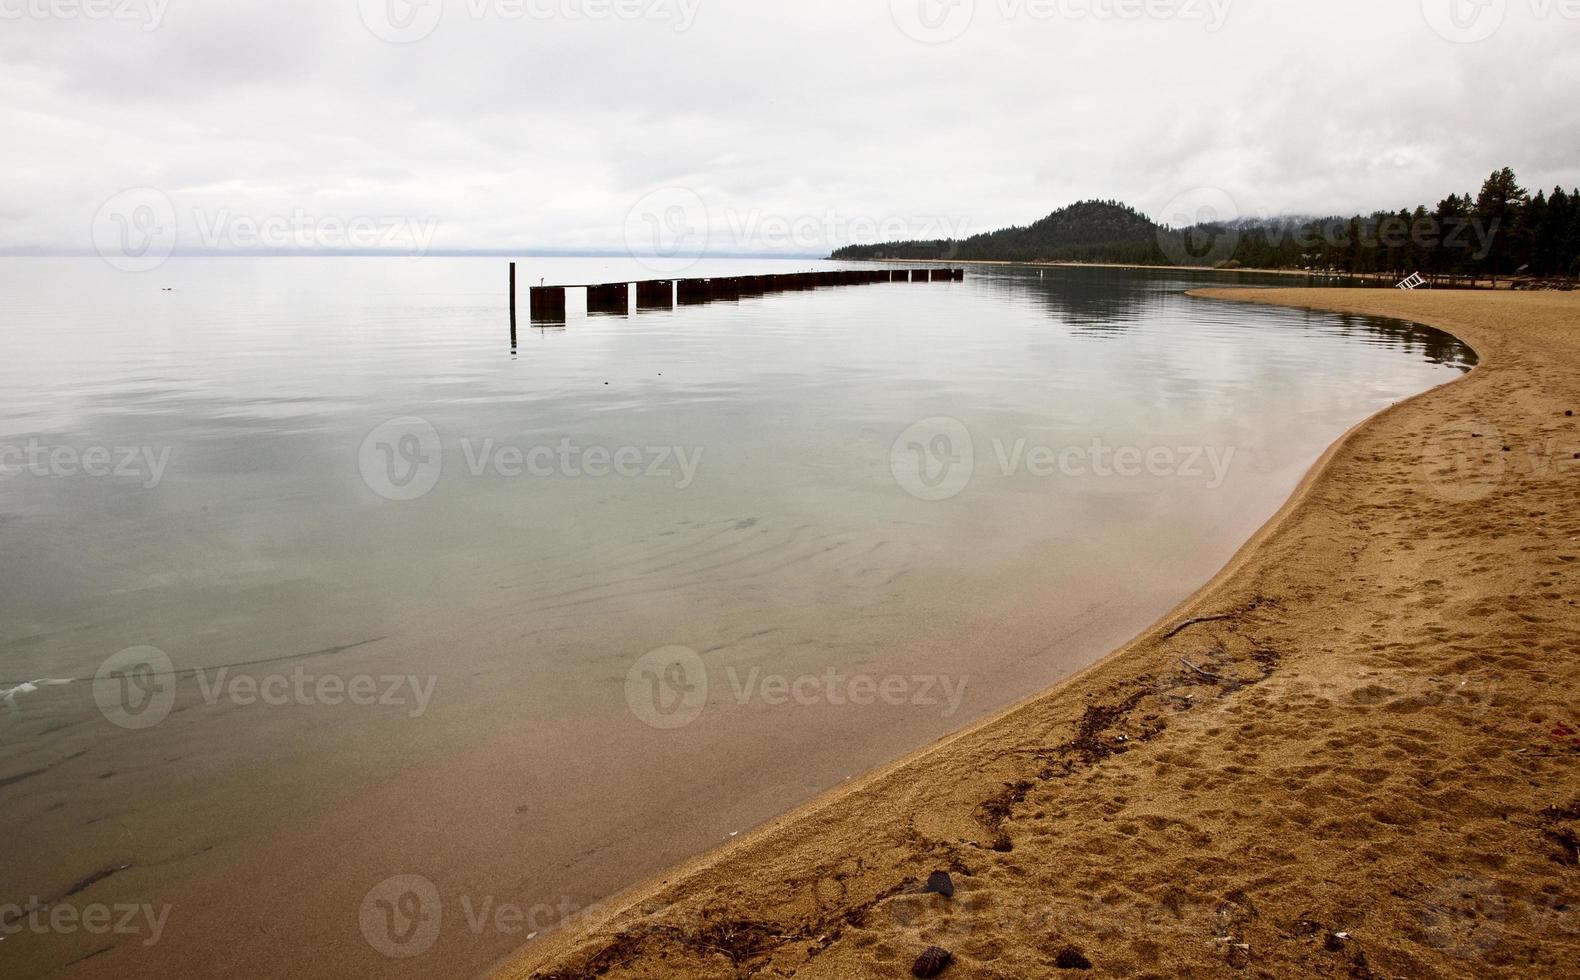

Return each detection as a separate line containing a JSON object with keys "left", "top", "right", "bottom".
{"left": 1473, "top": 167, "right": 1528, "bottom": 283}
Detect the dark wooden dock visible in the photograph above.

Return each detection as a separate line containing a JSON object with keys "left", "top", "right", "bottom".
{"left": 512, "top": 266, "right": 964, "bottom": 323}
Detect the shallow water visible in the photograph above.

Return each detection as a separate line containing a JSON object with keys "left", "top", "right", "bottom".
{"left": 0, "top": 258, "right": 1470, "bottom": 978}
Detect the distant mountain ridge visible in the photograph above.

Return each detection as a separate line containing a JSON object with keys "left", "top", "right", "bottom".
{"left": 832, "top": 200, "right": 1166, "bottom": 264}
{"left": 829, "top": 170, "right": 1580, "bottom": 282}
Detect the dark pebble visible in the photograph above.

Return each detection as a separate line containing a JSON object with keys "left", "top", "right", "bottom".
{"left": 911, "top": 945, "right": 953, "bottom": 978}
{"left": 1054, "top": 946, "right": 1092, "bottom": 969}
{"left": 921, "top": 871, "right": 955, "bottom": 898}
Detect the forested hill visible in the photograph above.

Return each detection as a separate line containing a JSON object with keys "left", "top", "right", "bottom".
{"left": 831, "top": 169, "right": 1580, "bottom": 283}
{"left": 832, "top": 200, "right": 1165, "bottom": 264}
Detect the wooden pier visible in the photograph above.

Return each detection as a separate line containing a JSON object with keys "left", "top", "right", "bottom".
{"left": 512, "top": 266, "right": 965, "bottom": 322}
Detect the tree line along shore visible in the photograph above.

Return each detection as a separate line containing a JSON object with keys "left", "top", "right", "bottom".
{"left": 833, "top": 167, "right": 1580, "bottom": 288}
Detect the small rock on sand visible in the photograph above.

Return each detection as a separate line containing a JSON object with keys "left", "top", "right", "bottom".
{"left": 911, "top": 945, "right": 953, "bottom": 977}
{"left": 921, "top": 870, "right": 955, "bottom": 897}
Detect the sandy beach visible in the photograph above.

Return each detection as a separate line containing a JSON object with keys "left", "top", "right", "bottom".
{"left": 501, "top": 288, "right": 1580, "bottom": 979}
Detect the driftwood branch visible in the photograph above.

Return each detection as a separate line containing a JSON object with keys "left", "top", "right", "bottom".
{"left": 1179, "top": 658, "right": 1227, "bottom": 682}
{"left": 1163, "top": 614, "right": 1233, "bottom": 640}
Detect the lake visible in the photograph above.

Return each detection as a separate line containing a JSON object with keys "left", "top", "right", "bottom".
{"left": 0, "top": 257, "right": 1471, "bottom": 978}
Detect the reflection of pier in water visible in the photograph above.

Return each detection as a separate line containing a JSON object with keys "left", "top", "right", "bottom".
{"left": 510, "top": 266, "right": 964, "bottom": 326}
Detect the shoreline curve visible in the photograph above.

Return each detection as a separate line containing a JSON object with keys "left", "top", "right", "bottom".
{"left": 499, "top": 287, "right": 1580, "bottom": 980}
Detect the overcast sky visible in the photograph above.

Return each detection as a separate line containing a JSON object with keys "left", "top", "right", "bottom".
{"left": 4, "top": 0, "right": 1578, "bottom": 257}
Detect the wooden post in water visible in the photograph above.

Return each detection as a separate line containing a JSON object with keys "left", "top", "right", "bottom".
{"left": 636, "top": 280, "right": 674, "bottom": 309}
{"left": 678, "top": 278, "right": 712, "bottom": 304}
{"left": 587, "top": 282, "right": 630, "bottom": 315}
{"left": 529, "top": 285, "right": 567, "bottom": 321}
{"left": 509, "top": 262, "right": 517, "bottom": 344}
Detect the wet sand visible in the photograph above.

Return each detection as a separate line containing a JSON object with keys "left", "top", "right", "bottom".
{"left": 502, "top": 289, "right": 1580, "bottom": 979}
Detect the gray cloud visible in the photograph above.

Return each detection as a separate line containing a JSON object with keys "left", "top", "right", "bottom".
{"left": 3, "top": 0, "right": 1577, "bottom": 256}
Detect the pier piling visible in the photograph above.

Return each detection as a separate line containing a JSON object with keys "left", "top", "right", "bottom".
{"left": 636, "top": 280, "right": 674, "bottom": 308}
{"left": 586, "top": 282, "right": 629, "bottom": 315}
{"left": 516, "top": 266, "right": 961, "bottom": 326}
{"left": 678, "top": 279, "right": 712, "bottom": 304}
{"left": 529, "top": 285, "right": 566, "bottom": 320}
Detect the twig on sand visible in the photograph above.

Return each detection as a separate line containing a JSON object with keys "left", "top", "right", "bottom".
{"left": 1179, "top": 658, "right": 1227, "bottom": 682}
{"left": 1163, "top": 614, "right": 1233, "bottom": 640}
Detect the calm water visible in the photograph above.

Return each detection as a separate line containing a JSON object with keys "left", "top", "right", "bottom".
{"left": 0, "top": 258, "right": 1470, "bottom": 979}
